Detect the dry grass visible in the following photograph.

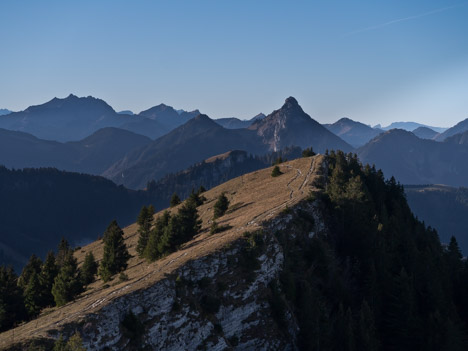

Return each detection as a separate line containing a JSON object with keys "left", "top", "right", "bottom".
{"left": 0, "top": 155, "right": 324, "bottom": 348}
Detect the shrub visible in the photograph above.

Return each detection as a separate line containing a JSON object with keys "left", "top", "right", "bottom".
{"left": 271, "top": 165, "right": 282, "bottom": 177}
{"left": 213, "top": 193, "right": 229, "bottom": 219}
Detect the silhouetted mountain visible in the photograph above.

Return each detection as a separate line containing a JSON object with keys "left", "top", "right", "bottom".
{"left": 380, "top": 121, "right": 447, "bottom": 133}
{"left": 324, "top": 117, "right": 382, "bottom": 147}
{"left": 412, "top": 126, "right": 439, "bottom": 140}
{"left": 444, "top": 130, "right": 468, "bottom": 145}
{"left": 435, "top": 118, "right": 468, "bottom": 141}
{"left": 357, "top": 129, "right": 468, "bottom": 186}
{"left": 406, "top": 184, "right": 468, "bottom": 254}
{"left": 0, "top": 109, "right": 11, "bottom": 116}
{"left": 0, "top": 167, "right": 153, "bottom": 271}
{"left": 215, "top": 117, "right": 252, "bottom": 129}
{"left": 0, "top": 127, "right": 151, "bottom": 174}
{"left": 103, "top": 114, "right": 267, "bottom": 189}
{"left": 0, "top": 94, "right": 166, "bottom": 141}
{"left": 138, "top": 103, "right": 200, "bottom": 131}
{"left": 215, "top": 113, "right": 266, "bottom": 129}
{"left": 249, "top": 97, "right": 352, "bottom": 153}
{"left": 146, "top": 147, "right": 303, "bottom": 208}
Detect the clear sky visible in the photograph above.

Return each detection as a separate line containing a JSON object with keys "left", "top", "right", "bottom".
{"left": 0, "top": 0, "right": 467, "bottom": 127}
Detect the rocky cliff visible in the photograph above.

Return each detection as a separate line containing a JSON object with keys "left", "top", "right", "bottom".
{"left": 1, "top": 156, "right": 326, "bottom": 350}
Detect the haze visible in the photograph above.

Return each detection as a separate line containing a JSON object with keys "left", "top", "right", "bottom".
{"left": 1, "top": 0, "right": 467, "bottom": 126}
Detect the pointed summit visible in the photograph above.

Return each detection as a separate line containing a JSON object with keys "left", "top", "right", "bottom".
{"left": 249, "top": 97, "right": 352, "bottom": 153}
{"left": 283, "top": 96, "right": 300, "bottom": 109}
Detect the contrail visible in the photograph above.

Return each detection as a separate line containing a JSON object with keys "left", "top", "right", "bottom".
{"left": 345, "top": 3, "right": 465, "bottom": 37}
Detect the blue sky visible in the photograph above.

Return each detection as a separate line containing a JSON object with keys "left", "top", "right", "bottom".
{"left": 0, "top": 0, "right": 467, "bottom": 127}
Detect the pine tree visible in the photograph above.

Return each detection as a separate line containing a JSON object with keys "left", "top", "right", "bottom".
{"left": 357, "top": 300, "right": 379, "bottom": 351}
{"left": 170, "top": 193, "right": 181, "bottom": 207}
{"left": 144, "top": 211, "right": 171, "bottom": 261}
{"left": 99, "top": 220, "right": 130, "bottom": 282}
{"left": 56, "top": 237, "right": 72, "bottom": 267}
{"left": 51, "top": 251, "right": 82, "bottom": 307}
{"left": 302, "top": 147, "right": 315, "bottom": 157}
{"left": 136, "top": 205, "right": 155, "bottom": 256}
{"left": 0, "top": 265, "right": 26, "bottom": 332}
{"left": 172, "top": 200, "right": 202, "bottom": 247}
{"left": 18, "top": 254, "right": 42, "bottom": 290}
{"left": 80, "top": 252, "right": 98, "bottom": 286}
{"left": 213, "top": 193, "right": 229, "bottom": 219}
{"left": 39, "top": 251, "right": 59, "bottom": 307}
{"left": 24, "top": 271, "right": 42, "bottom": 317}
{"left": 271, "top": 165, "right": 282, "bottom": 177}
{"left": 187, "top": 188, "right": 206, "bottom": 207}
{"left": 53, "top": 334, "right": 67, "bottom": 351}
{"left": 65, "top": 332, "right": 86, "bottom": 351}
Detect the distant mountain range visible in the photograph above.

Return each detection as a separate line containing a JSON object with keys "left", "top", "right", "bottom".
{"left": 0, "top": 127, "right": 151, "bottom": 175}
{"left": 214, "top": 113, "right": 266, "bottom": 129}
{"left": 138, "top": 103, "right": 200, "bottom": 131}
{"left": 103, "top": 114, "right": 268, "bottom": 189}
{"left": 435, "top": 118, "right": 468, "bottom": 141}
{"left": 0, "top": 94, "right": 168, "bottom": 141}
{"left": 324, "top": 117, "right": 382, "bottom": 147}
{"left": 412, "top": 126, "right": 439, "bottom": 140}
{"left": 0, "top": 109, "right": 11, "bottom": 116}
{"left": 104, "top": 97, "right": 352, "bottom": 188}
{"left": 375, "top": 121, "right": 447, "bottom": 133}
{"left": 357, "top": 129, "right": 468, "bottom": 187}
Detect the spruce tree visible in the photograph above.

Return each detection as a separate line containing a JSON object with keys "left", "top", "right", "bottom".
{"left": 0, "top": 265, "right": 26, "bottom": 332}
{"left": 170, "top": 193, "right": 181, "bottom": 207}
{"left": 302, "top": 147, "right": 315, "bottom": 157}
{"left": 23, "top": 271, "right": 42, "bottom": 317}
{"left": 39, "top": 251, "right": 59, "bottom": 307}
{"left": 271, "top": 165, "right": 282, "bottom": 177}
{"left": 144, "top": 211, "right": 171, "bottom": 261}
{"left": 56, "top": 237, "right": 72, "bottom": 267}
{"left": 65, "top": 332, "right": 87, "bottom": 351}
{"left": 136, "top": 205, "right": 155, "bottom": 256}
{"left": 99, "top": 220, "right": 130, "bottom": 282}
{"left": 173, "top": 200, "right": 202, "bottom": 247}
{"left": 80, "top": 252, "right": 98, "bottom": 286}
{"left": 213, "top": 193, "right": 229, "bottom": 219}
{"left": 51, "top": 251, "right": 82, "bottom": 307}
{"left": 18, "top": 254, "right": 42, "bottom": 290}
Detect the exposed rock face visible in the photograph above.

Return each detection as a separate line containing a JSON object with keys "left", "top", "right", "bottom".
{"left": 18, "top": 199, "right": 324, "bottom": 351}
{"left": 51, "top": 204, "right": 327, "bottom": 351}
{"left": 249, "top": 97, "right": 352, "bottom": 153}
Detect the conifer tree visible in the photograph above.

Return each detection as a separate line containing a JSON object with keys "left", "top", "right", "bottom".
{"left": 39, "top": 251, "right": 59, "bottom": 307}
{"left": 99, "top": 220, "right": 130, "bottom": 282}
{"left": 56, "top": 237, "right": 72, "bottom": 267}
{"left": 357, "top": 300, "right": 379, "bottom": 351}
{"left": 172, "top": 200, "right": 202, "bottom": 247}
{"left": 0, "top": 265, "right": 26, "bottom": 332}
{"left": 144, "top": 211, "right": 171, "bottom": 261}
{"left": 23, "top": 271, "right": 42, "bottom": 317}
{"left": 170, "top": 193, "right": 181, "bottom": 207}
{"left": 80, "top": 252, "right": 98, "bottom": 286}
{"left": 187, "top": 188, "right": 206, "bottom": 207}
{"left": 53, "top": 334, "right": 67, "bottom": 351}
{"left": 271, "top": 165, "right": 282, "bottom": 177}
{"left": 65, "top": 332, "right": 87, "bottom": 351}
{"left": 302, "top": 147, "right": 315, "bottom": 157}
{"left": 136, "top": 205, "right": 155, "bottom": 256}
{"left": 18, "top": 254, "right": 42, "bottom": 290}
{"left": 213, "top": 192, "right": 229, "bottom": 219}
{"left": 51, "top": 251, "right": 82, "bottom": 307}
